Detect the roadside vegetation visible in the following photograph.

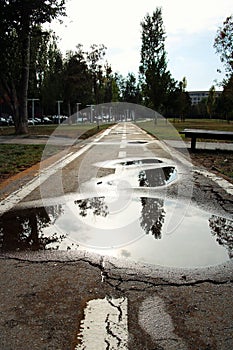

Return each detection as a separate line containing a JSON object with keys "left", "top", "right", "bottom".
{"left": 0, "top": 123, "right": 113, "bottom": 184}
{"left": 0, "top": 144, "right": 48, "bottom": 182}
{"left": 137, "top": 118, "right": 233, "bottom": 180}
{"left": 0, "top": 123, "right": 111, "bottom": 138}
{"left": 137, "top": 118, "right": 233, "bottom": 140}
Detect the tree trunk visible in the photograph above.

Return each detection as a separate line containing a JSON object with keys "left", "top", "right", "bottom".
{"left": 15, "top": 21, "right": 31, "bottom": 135}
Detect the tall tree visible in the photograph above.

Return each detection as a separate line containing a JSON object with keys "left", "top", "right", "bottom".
{"left": 63, "top": 46, "right": 92, "bottom": 116}
{"left": 139, "top": 7, "right": 173, "bottom": 112}
{"left": 206, "top": 85, "right": 216, "bottom": 119}
{"left": 87, "top": 44, "right": 107, "bottom": 104}
{"left": 41, "top": 41, "right": 64, "bottom": 116}
{"left": 214, "top": 15, "right": 233, "bottom": 79}
{"left": 0, "top": 0, "right": 66, "bottom": 134}
{"left": 121, "top": 73, "right": 142, "bottom": 103}
{"left": 214, "top": 15, "right": 233, "bottom": 121}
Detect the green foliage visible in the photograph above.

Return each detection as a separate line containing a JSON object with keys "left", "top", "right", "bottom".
{"left": 0, "top": 0, "right": 67, "bottom": 134}
{"left": 214, "top": 15, "right": 233, "bottom": 78}
{"left": 139, "top": 8, "right": 175, "bottom": 112}
{"left": 216, "top": 75, "right": 233, "bottom": 120}
{"left": 0, "top": 144, "right": 45, "bottom": 177}
{"left": 120, "top": 73, "right": 142, "bottom": 104}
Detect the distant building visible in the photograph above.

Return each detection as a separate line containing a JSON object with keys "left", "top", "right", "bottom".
{"left": 188, "top": 91, "right": 222, "bottom": 105}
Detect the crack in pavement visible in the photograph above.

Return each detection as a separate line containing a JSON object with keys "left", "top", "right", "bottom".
{"left": 1, "top": 255, "right": 232, "bottom": 291}
{"left": 104, "top": 274, "right": 233, "bottom": 292}
{"left": 75, "top": 296, "right": 128, "bottom": 349}
{"left": 105, "top": 313, "right": 122, "bottom": 347}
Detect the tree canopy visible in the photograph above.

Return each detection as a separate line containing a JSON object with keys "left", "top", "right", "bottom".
{"left": 214, "top": 15, "right": 233, "bottom": 79}
{"left": 0, "top": 0, "right": 66, "bottom": 134}
{"left": 214, "top": 14, "right": 233, "bottom": 120}
{"left": 139, "top": 8, "right": 175, "bottom": 112}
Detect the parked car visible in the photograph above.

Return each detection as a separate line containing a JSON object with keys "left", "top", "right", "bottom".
{"left": 42, "top": 117, "right": 53, "bottom": 124}
{"left": 28, "top": 118, "right": 41, "bottom": 125}
{"left": 52, "top": 115, "right": 68, "bottom": 124}
{"left": 0, "top": 117, "right": 9, "bottom": 126}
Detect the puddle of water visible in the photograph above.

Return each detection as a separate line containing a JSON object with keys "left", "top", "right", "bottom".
{"left": 75, "top": 297, "right": 128, "bottom": 349}
{"left": 0, "top": 195, "right": 232, "bottom": 268}
{"left": 138, "top": 167, "right": 177, "bottom": 187}
{"left": 127, "top": 140, "right": 148, "bottom": 144}
{"left": 95, "top": 157, "right": 164, "bottom": 169}
{"left": 85, "top": 166, "right": 177, "bottom": 192}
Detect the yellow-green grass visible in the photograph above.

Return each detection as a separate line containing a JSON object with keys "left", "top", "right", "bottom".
{"left": 0, "top": 124, "right": 113, "bottom": 181}
{"left": 137, "top": 118, "right": 233, "bottom": 140}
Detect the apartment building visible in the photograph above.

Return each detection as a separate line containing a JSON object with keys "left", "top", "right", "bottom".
{"left": 188, "top": 91, "right": 222, "bottom": 105}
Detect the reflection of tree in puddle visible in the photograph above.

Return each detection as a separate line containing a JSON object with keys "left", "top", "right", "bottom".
{"left": 138, "top": 167, "right": 176, "bottom": 187}
{"left": 0, "top": 205, "right": 67, "bottom": 251}
{"left": 209, "top": 215, "right": 233, "bottom": 258}
{"left": 74, "top": 197, "right": 109, "bottom": 217}
{"left": 140, "top": 197, "right": 165, "bottom": 239}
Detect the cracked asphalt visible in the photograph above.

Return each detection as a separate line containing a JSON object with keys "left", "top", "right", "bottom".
{"left": 0, "top": 122, "right": 233, "bottom": 349}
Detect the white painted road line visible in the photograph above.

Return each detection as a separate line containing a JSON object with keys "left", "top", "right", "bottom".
{"left": 194, "top": 169, "right": 233, "bottom": 195}
{"left": 118, "top": 151, "right": 127, "bottom": 158}
{"left": 76, "top": 297, "right": 128, "bottom": 349}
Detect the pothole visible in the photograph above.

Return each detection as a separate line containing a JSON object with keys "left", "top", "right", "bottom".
{"left": 127, "top": 140, "right": 148, "bottom": 144}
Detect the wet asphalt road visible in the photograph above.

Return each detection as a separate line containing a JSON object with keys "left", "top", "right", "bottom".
{"left": 0, "top": 122, "right": 233, "bottom": 349}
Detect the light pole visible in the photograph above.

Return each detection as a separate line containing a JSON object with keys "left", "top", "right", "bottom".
{"left": 28, "top": 98, "right": 39, "bottom": 125}
{"left": 76, "top": 103, "right": 81, "bottom": 123}
{"left": 154, "top": 111, "right": 157, "bottom": 125}
{"left": 109, "top": 106, "right": 112, "bottom": 122}
{"left": 87, "top": 104, "right": 95, "bottom": 123}
{"left": 57, "top": 100, "right": 63, "bottom": 124}
{"left": 101, "top": 106, "right": 104, "bottom": 123}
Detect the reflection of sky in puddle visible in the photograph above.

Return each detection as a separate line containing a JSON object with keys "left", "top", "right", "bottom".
{"left": 0, "top": 195, "right": 231, "bottom": 268}
{"left": 51, "top": 198, "right": 230, "bottom": 267}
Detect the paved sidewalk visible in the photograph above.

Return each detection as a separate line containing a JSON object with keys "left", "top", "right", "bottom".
{"left": 165, "top": 139, "right": 233, "bottom": 151}
{"left": 0, "top": 135, "right": 77, "bottom": 146}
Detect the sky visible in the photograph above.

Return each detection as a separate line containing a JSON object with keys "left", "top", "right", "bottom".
{"left": 48, "top": 0, "right": 233, "bottom": 91}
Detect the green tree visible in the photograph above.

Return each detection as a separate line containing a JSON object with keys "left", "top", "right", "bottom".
{"left": 111, "top": 77, "right": 120, "bottom": 102}
{"left": 63, "top": 46, "right": 93, "bottom": 117}
{"left": 214, "top": 15, "right": 233, "bottom": 121}
{"left": 214, "top": 15, "right": 233, "bottom": 79}
{"left": 121, "top": 73, "right": 142, "bottom": 103}
{"left": 206, "top": 85, "right": 216, "bottom": 118}
{"left": 0, "top": 0, "right": 66, "bottom": 134}
{"left": 41, "top": 46, "right": 64, "bottom": 116}
{"left": 103, "top": 62, "right": 114, "bottom": 103}
{"left": 139, "top": 7, "right": 173, "bottom": 112}
{"left": 0, "top": 14, "right": 21, "bottom": 125}
{"left": 216, "top": 76, "right": 233, "bottom": 121}
{"left": 177, "top": 77, "right": 190, "bottom": 121}
{"left": 87, "top": 44, "right": 107, "bottom": 104}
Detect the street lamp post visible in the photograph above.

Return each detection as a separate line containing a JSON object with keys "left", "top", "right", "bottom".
{"left": 57, "top": 100, "right": 63, "bottom": 124}
{"left": 28, "top": 98, "right": 39, "bottom": 125}
{"left": 101, "top": 106, "right": 105, "bottom": 123}
{"left": 87, "top": 104, "right": 95, "bottom": 123}
{"left": 76, "top": 103, "right": 81, "bottom": 123}
{"left": 109, "top": 106, "right": 112, "bottom": 122}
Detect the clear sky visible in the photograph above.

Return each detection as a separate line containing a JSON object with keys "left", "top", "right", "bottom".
{"left": 48, "top": 0, "right": 232, "bottom": 91}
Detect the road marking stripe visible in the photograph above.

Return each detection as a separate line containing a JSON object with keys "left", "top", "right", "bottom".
{"left": 118, "top": 151, "right": 126, "bottom": 158}
{"left": 76, "top": 297, "right": 128, "bottom": 350}
{"left": 194, "top": 169, "right": 233, "bottom": 195}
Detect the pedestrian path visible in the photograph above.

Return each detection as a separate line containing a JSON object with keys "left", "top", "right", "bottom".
{"left": 0, "top": 135, "right": 76, "bottom": 145}
{"left": 164, "top": 139, "right": 233, "bottom": 151}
